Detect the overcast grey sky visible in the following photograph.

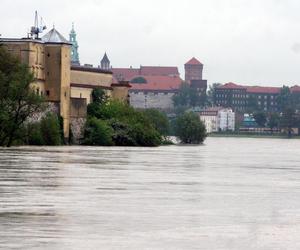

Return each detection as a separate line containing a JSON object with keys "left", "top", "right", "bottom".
{"left": 1, "top": 0, "right": 300, "bottom": 86}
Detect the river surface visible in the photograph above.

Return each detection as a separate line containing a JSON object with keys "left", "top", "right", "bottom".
{"left": 0, "top": 138, "right": 300, "bottom": 249}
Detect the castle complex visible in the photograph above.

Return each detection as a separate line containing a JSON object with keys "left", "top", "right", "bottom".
{"left": 1, "top": 25, "right": 130, "bottom": 141}
{"left": 109, "top": 56, "right": 207, "bottom": 110}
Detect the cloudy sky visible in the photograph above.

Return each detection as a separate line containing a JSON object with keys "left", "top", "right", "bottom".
{"left": 1, "top": 0, "right": 300, "bottom": 86}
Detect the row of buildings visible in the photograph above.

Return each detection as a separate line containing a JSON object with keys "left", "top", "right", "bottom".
{"left": 214, "top": 82, "right": 300, "bottom": 112}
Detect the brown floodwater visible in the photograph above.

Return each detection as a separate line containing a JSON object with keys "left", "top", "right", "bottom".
{"left": 0, "top": 137, "right": 300, "bottom": 249}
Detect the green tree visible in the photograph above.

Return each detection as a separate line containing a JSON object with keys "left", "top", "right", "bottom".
{"left": 277, "top": 86, "right": 292, "bottom": 112}
{"left": 174, "top": 112, "right": 206, "bottom": 144}
{"left": 267, "top": 113, "right": 280, "bottom": 134}
{"left": 143, "top": 109, "right": 170, "bottom": 137}
{"left": 247, "top": 95, "right": 260, "bottom": 113}
{"left": 207, "top": 83, "right": 221, "bottom": 106}
{"left": 85, "top": 89, "right": 163, "bottom": 147}
{"left": 172, "top": 82, "right": 205, "bottom": 108}
{"left": 0, "top": 45, "right": 45, "bottom": 146}
{"left": 40, "top": 113, "right": 62, "bottom": 145}
{"left": 280, "top": 107, "right": 297, "bottom": 137}
{"left": 83, "top": 117, "right": 114, "bottom": 146}
{"left": 253, "top": 111, "right": 267, "bottom": 127}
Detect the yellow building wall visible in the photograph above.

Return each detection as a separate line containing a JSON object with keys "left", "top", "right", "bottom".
{"left": 45, "top": 44, "right": 71, "bottom": 139}
{"left": 71, "top": 86, "right": 112, "bottom": 104}
{"left": 71, "top": 70, "right": 113, "bottom": 88}
{"left": 4, "top": 41, "right": 46, "bottom": 94}
{"left": 112, "top": 86, "right": 130, "bottom": 103}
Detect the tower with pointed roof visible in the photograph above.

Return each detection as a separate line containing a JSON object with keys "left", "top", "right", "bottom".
{"left": 101, "top": 53, "right": 110, "bottom": 70}
{"left": 69, "top": 23, "right": 80, "bottom": 66}
{"left": 184, "top": 57, "right": 203, "bottom": 83}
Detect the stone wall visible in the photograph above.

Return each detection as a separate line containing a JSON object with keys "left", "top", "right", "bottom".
{"left": 28, "top": 102, "right": 60, "bottom": 123}
{"left": 70, "top": 118, "right": 86, "bottom": 144}
{"left": 129, "top": 90, "right": 175, "bottom": 110}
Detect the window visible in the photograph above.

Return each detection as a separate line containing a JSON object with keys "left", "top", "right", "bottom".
{"left": 46, "top": 90, "right": 50, "bottom": 96}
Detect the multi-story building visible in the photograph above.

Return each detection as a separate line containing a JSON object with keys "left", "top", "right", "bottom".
{"left": 198, "top": 107, "right": 235, "bottom": 133}
{"left": 214, "top": 82, "right": 281, "bottom": 112}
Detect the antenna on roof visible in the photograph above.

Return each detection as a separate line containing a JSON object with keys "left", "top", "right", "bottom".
{"left": 29, "top": 11, "right": 47, "bottom": 39}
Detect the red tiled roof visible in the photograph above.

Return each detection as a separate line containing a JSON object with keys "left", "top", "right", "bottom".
{"left": 290, "top": 85, "right": 300, "bottom": 93}
{"left": 246, "top": 86, "right": 281, "bottom": 94}
{"left": 218, "top": 82, "right": 246, "bottom": 90}
{"left": 112, "top": 68, "right": 140, "bottom": 81}
{"left": 185, "top": 57, "right": 203, "bottom": 65}
{"left": 140, "top": 66, "right": 179, "bottom": 76}
{"left": 130, "top": 75, "right": 182, "bottom": 91}
{"left": 112, "top": 66, "right": 180, "bottom": 81}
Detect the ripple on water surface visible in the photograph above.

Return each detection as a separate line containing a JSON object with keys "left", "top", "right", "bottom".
{"left": 1, "top": 138, "right": 300, "bottom": 249}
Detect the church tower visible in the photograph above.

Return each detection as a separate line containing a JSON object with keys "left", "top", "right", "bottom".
{"left": 101, "top": 52, "right": 110, "bottom": 70}
{"left": 69, "top": 23, "right": 80, "bottom": 66}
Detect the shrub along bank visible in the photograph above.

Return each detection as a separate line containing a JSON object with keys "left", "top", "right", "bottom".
{"left": 83, "top": 89, "right": 166, "bottom": 146}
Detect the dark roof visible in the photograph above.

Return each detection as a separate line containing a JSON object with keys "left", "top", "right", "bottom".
{"left": 101, "top": 52, "right": 110, "bottom": 63}
{"left": 71, "top": 66, "right": 112, "bottom": 74}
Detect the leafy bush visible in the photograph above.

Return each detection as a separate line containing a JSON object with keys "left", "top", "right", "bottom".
{"left": 83, "top": 117, "right": 114, "bottom": 146}
{"left": 142, "top": 109, "right": 170, "bottom": 137}
{"left": 174, "top": 111, "right": 206, "bottom": 144}
{"left": 27, "top": 123, "right": 44, "bottom": 145}
{"left": 27, "top": 113, "right": 62, "bottom": 146}
{"left": 85, "top": 89, "right": 163, "bottom": 147}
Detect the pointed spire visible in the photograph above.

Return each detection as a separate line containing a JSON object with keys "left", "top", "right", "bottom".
{"left": 69, "top": 23, "right": 80, "bottom": 66}
{"left": 101, "top": 52, "right": 110, "bottom": 70}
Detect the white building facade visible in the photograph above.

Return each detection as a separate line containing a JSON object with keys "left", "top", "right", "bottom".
{"left": 198, "top": 108, "right": 235, "bottom": 133}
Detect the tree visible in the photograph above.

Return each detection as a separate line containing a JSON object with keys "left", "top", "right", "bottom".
{"left": 253, "top": 111, "right": 267, "bottom": 127}
{"left": 83, "top": 117, "right": 114, "bottom": 146}
{"left": 40, "top": 113, "right": 62, "bottom": 145}
{"left": 280, "top": 107, "right": 297, "bottom": 137}
{"left": 207, "top": 83, "right": 221, "bottom": 106}
{"left": 247, "top": 95, "right": 260, "bottom": 113}
{"left": 267, "top": 113, "right": 280, "bottom": 134}
{"left": 174, "top": 112, "right": 206, "bottom": 144}
{"left": 0, "top": 45, "right": 45, "bottom": 146}
{"left": 172, "top": 82, "right": 205, "bottom": 108}
{"left": 277, "top": 86, "right": 292, "bottom": 112}
{"left": 84, "top": 89, "right": 163, "bottom": 146}
{"left": 143, "top": 109, "right": 170, "bottom": 137}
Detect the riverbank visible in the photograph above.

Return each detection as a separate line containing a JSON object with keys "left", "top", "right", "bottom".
{"left": 209, "top": 132, "right": 300, "bottom": 139}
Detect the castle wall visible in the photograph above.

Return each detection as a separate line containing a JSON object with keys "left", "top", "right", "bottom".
{"left": 71, "top": 70, "right": 112, "bottom": 88}
{"left": 129, "top": 90, "right": 175, "bottom": 110}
